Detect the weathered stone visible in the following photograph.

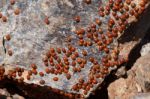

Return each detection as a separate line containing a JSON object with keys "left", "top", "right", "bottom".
{"left": 108, "top": 49, "right": 150, "bottom": 99}
{"left": 134, "top": 54, "right": 150, "bottom": 92}
{"left": 12, "top": 94, "right": 24, "bottom": 99}
{"left": 108, "top": 73, "right": 138, "bottom": 99}
{"left": 141, "top": 43, "right": 150, "bottom": 56}
{"left": 132, "top": 93, "right": 150, "bottom": 99}
{"left": 0, "top": 0, "right": 149, "bottom": 98}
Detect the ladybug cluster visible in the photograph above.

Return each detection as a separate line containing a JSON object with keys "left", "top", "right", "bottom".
{"left": 0, "top": 0, "right": 148, "bottom": 98}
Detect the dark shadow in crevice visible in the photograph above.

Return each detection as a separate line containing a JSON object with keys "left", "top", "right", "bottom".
{"left": 125, "top": 27, "right": 150, "bottom": 70}
{"left": 89, "top": 71, "right": 118, "bottom": 99}
{"left": 0, "top": 77, "right": 69, "bottom": 99}
{"left": 0, "top": 95, "right": 7, "bottom": 99}
{"left": 0, "top": 77, "right": 30, "bottom": 98}
{"left": 89, "top": 5, "right": 150, "bottom": 99}
{"left": 1, "top": 4, "right": 150, "bottom": 99}
{"left": 118, "top": 4, "right": 150, "bottom": 43}
{"left": 89, "top": 30, "right": 150, "bottom": 99}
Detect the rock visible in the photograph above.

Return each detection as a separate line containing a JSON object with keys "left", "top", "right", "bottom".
{"left": 0, "top": 88, "right": 24, "bottom": 99}
{"left": 115, "top": 66, "right": 126, "bottom": 77}
{"left": 12, "top": 94, "right": 24, "bottom": 99}
{"left": 0, "top": 89, "right": 25, "bottom": 99}
{"left": 0, "top": 89, "right": 10, "bottom": 97}
{"left": 7, "top": 97, "right": 12, "bottom": 99}
{"left": 140, "top": 43, "right": 150, "bottom": 56}
{"left": 131, "top": 93, "right": 150, "bottom": 99}
{"left": 118, "top": 4, "right": 150, "bottom": 59}
{"left": 108, "top": 5, "right": 150, "bottom": 98}
{"left": 108, "top": 72, "right": 138, "bottom": 99}
{"left": 0, "top": 0, "right": 150, "bottom": 98}
{"left": 134, "top": 54, "right": 150, "bottom": 92}
{"left": 108, "top": 47, "right": 150, "bottom": 99}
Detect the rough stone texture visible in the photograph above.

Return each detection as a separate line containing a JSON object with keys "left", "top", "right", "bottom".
{"left": 134, "top": 54, "right": 150, "bottom": 92}
{"left": 0, "top": 0, "right": 108, "bottom": 97}
{"left": 0, "top": 88, "right": 24, "bottom": 99}
{"left": 108, "top": 72, "right": 138, "bottom": 99}
{"left": 0, "top": 0, "right": 112, "bottom": 97}
{"left": 0, "top": 88, "right": 10, "bottom": 97}
{"left": 141, "top": 43, "right": 150, "bottom": 56}
{"left": 12, "top": 94, "right": 24, "bottom": 99}
{"left": 107, "top": 4, "right": 150, "bottom": 98}
{"left": 0, "top": 0, "right": 149, "bottom": 98}
{"left": 119, "top": 3, "right": 150, "bottom": 59}
{"left": 108, "top": 42, "right": 150, "bottom": 99}
{"left": 132, "top": 93, "right": 150, "bottom": 99}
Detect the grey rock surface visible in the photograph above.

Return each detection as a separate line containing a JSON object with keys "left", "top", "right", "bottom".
{"left": 0, "top": 0, "right": 105, "bottom": 97}
{"left": 132, "top": 93, "right": 150, "bottom": 99}
{"left": 141, "top": 43, "right": 150, "bottom": 56}
{"left": 0, "top": 0, "right": 149, "bottom": 98}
